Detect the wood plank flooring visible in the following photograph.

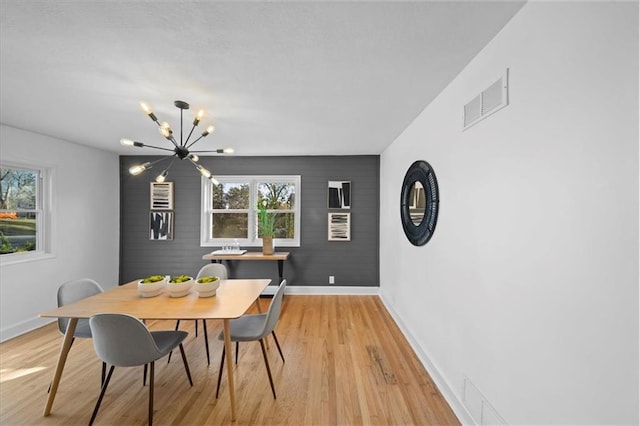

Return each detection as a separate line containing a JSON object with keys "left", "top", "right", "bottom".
{"left": 0, "top": 295, "right": 459, "bottom": 425}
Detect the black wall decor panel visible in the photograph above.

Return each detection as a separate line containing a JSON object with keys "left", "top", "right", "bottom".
{"left": 120, "top": 156, "right": 379, "bottom": 287}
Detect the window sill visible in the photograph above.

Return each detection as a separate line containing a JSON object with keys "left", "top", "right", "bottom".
{"left": 201, "top": 242, "right": 300, "bottom": 248}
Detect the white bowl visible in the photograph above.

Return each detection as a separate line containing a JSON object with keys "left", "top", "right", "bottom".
{"left": 194, "top": 276, "right": 221, "bottom": 298}
{"left": 137, "top": 278, "right": 166, "bottom": 298}
{"left": 166, "top": 277, "right": 194, "bottom": 298}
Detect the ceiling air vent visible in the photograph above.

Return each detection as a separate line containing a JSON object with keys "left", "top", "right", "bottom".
{"left": 463, "top": 69, "right": 509, "bottom": 130}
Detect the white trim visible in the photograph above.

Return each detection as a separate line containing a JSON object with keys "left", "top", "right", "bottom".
{"left": 200, "top": 175, "right": 301, "bottom": 248}
{"left": 0, "top": 161, "right": 54, "bottom": 264}
{"left": 261, "top": 285, "right": 379, "bottom": 296}
{"left": 378, "top": 292, "right": 476, "bottom": 425}
{"left": 0, "top": 316, "right": 55, "bottom": 343}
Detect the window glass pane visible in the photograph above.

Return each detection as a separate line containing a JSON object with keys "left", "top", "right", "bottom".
{"left": 201, "top": 175, "right": 300, "bottom": 247}
{"left": 0, "top": 211, "right": 37, "bottom": 254}
{"left": 212, "top": 213, "right": 248, "bottom": 238}
{"left": 212, "top": 183, "right": 249, "bottom": 210}
{"left": 1, "top": 168, "right": 37, "bottom": 209}
{"left": 273, "top": 212, "right": 295, "bottom": 238}
{"left": 1, "top": 167, "right": 38, "bottom": 255}
{"left": 257, "top": 182, "right": 296, "bottom": 210}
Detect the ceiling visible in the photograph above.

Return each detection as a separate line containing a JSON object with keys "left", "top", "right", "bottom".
{"left": 0, "top": 1, "right": 525, "bottom": 157}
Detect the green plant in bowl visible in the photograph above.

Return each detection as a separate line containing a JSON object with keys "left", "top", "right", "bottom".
{"left": 170, "top": 275, "right": 192, "bottom": 283}
{"left": 197, "top": 276, "right": 219, "bottom": 284}
{"left": 141, "top": 275, "right": 165, "bottom": 284}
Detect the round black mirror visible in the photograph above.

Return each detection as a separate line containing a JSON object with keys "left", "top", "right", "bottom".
{"left": 400, "top": 160, "right": 439, "bottom": 246}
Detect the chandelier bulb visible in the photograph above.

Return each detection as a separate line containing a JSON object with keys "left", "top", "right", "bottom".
{"left": 224, "top": 148, "right": 234, "bottom": 154}
{"left": 189, "top": 153, "right": 199, "bottom": 162}
{"left": 140, "top": 102, "right": 158, "bottom": 122}
{"left": 121, "top": 138, "right": 144, "bottom": 147}
{"left": 209, "top": 176, "right": 220, "bottom": 185}
{"left": 196, "top": 165, "right": 211, "bottom": 178}
{"left": 202, "top": 125, "right": 215, "bottom": 137}
{"left": 129, "top": 162, "right": 151, "bottom": 176}
{"left": 155, "top": 170, "right": 168, "bottom": 183}
{"left": 159, "top": 122, "right": 173, "bottom": 138}
{"left": 193, "top": 110, "right": 204, "bottom": 126}
{"left": 140, "top": 102, "right": 151, "bottom": 114}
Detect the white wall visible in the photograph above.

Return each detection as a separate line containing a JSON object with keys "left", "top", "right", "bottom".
{"left": 0, "top": 125, "right": 120, "bottom": 341}
{"left": 380, "top": 2, "right": 638, "bottom": 425}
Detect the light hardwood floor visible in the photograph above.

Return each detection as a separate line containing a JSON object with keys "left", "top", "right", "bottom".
{"left": 0, "top": 295, "right": 459, "bottom": 425}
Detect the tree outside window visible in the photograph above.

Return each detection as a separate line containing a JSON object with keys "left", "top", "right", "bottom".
{"left": 0, "top": 166, "right": 39, "bottom": 255}
{"left": 257, "top": 182, "right": 295, "bottom": 239}
{"left": 202, "top": 176, "right": 300, "bottom": 247}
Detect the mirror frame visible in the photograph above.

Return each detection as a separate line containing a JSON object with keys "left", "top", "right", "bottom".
{"left": 400, "top": 160, "right": 439, "bottom": 246}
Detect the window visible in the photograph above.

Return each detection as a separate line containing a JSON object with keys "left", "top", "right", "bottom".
{"left": 0, "top": 163, "right": 50, "bottom": 260}
{"left": 201, "top": 175, "right": 300, "bottom": 247}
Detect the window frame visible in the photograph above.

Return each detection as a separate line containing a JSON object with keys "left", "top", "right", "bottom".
{"left": 200, "top": 175, "right": 301, "bottom": 248}
{"left": 0, "top": 161, "right": 53, "bottom": 265}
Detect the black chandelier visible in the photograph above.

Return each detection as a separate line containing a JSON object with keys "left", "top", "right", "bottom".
{"left": 121, "top": 100, "right": 233, "bottom": 184}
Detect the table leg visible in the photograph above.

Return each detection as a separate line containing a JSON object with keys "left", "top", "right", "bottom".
{"left": 43, "top": 317, "right": 77, "bottom": 416}
{"left": 277, "top": 260, "right": 284, "bottom": 282}
{"left": 222, "top": 319, "right": 236, "bottom": 421}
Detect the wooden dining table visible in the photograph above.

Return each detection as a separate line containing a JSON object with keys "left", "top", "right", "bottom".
{"left": 39, "top": 278, "right": 270, "bottom": 422}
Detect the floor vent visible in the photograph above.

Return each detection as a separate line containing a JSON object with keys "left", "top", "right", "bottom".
{"left": 463, "top": 69, "right": 509, "bottom": 130}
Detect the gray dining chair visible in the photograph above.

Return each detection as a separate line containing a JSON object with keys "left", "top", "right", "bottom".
{"left": 170, "top": 262, "right": 228, "bottom": 365}
{"left": 51, "top": 278, "right": 106, "bottom": 391}
{"left": 216, "top": 279, "right": 287, "bottom": 399}
{"left": 88, "top": 313, "right": 193, "bottom": 426}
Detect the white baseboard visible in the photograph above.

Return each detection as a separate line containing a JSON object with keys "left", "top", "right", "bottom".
{"left": 263, "top": 285, "right": 379, "bottom": 295}
{"left": 0, "top": 316, "right": 55, "bottom": 343}
{"left": 378, "top": 293, "right": 476, "bottom": 425}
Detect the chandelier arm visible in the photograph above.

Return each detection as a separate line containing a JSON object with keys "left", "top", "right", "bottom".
{"left": 185, "top": 135, "right": 206, "bottom": 150}
{"left": 167, "top": 135, "right": 180, "bottom": 149}
{"left": 190, "top": 149, "right": 226, "bottom": 153}
{"left": 150, "top": 154, "right": 178, "bottom": 167}
{"left": 161, "top": 156, "right": 178, "bottom": 173}
{"left": 184, "top": 124, "right": 198, "bottom": 147}
{"left": 138, "top": 144, "right": 177, "bottom": 153}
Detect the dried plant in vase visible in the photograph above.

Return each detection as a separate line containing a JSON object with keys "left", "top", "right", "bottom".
{"left": 257, "top": 199, "right": 275, "bottom": 254}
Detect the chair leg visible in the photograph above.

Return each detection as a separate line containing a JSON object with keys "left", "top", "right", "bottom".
{"left": 88, "top": 365, "right": 115, "bottom": 426}
{"left": 195, "top": 319, "right": 198, "bottom": 337}
{"left": 271, "top": 331, "right": 285, "bottom": 363}
{"left": 259, "top": 339, "right": 277, "bottom": 399}
{"left": 178, "top": 343, "right": 193, "bottom": 386}
{"left": 167, "top": 320, "right": 182, "bottom": 364}
{"left": 148, "top": 361, "right": 154, "bottom": 426}
{"left": 143, "top": 364, "right": 148, "bottom": 386}
{"left": 203, "top": 320, "right": 210, "bottom": 366}
{"left": 101, "top": 362, "right": 107, "bottom": 386}
{"left": 215, "top": 345, "right": 225, "bottom": 398}
{"left": 235, "top": 341, "right": 239, "bottom": 364}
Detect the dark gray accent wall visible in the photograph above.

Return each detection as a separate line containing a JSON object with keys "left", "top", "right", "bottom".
{"left": 120, "top": 155, "right": 379, "bottom": 287}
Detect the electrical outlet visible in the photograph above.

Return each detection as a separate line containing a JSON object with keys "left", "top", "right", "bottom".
{"left": 329, "top": 276, "right": 335, "bottom": 284}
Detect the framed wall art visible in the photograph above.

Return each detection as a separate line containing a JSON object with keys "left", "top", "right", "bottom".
{"left": 328, "top": 212, "right": 350, "bottom": 241}
{"left": 328, "top": 181, "right": 351, "bottom": 209}
{"left": 150, "top": 182, "right": 174, "bottom": 210}
{"left": 150, "top": 211, "right": 173, "bottom": 240}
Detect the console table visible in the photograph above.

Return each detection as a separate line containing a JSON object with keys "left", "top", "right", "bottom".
{"left": 202, "top": 251, "right": 290, "bottom": 282}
